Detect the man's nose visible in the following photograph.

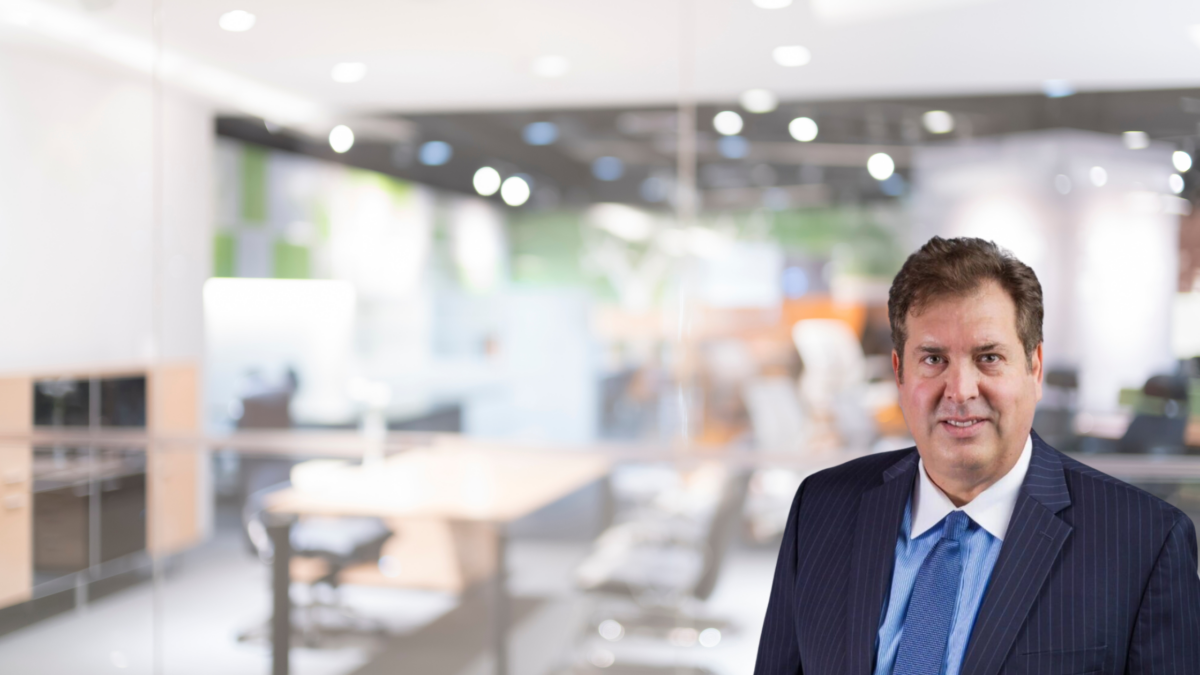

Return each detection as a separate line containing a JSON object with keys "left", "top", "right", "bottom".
{"left": 943, "top": 361, "right": 980, "bottom": 403}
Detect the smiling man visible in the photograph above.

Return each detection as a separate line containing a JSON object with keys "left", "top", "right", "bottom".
{"left": 755, "top": 237, "right": 1200, "bottom": 675}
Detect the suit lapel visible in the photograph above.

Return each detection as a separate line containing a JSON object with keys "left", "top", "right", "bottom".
{"left": 845, "top": 450, "right": 918, "bottom": 675}
{"left": 960, "top": 433, "right": 1073, "bottom": 675}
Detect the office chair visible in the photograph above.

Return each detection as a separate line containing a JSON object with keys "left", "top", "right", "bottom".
{"left": 574, "top": 469, "right": 752, "bottom": 642}
{"left": 239, "top": 481, "right": 394, "bottom": 647}
{"left": 1119, "top": 373, "right": 1190, "bottom": 455}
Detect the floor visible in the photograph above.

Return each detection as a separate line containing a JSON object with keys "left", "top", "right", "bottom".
{"left": 0, "top": 527, "right": 776, "bottom": 675}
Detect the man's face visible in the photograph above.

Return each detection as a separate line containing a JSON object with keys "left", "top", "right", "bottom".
{"left": 892, "top": 280, "right": 1043, "bottom": 484}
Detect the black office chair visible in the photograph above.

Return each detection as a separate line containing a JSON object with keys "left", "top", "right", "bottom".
{"left": 239, "top": 481, "right": 394, "bottom": 647}
{"left": 1119, "top": 373, "right": 1190, "bottom": 455}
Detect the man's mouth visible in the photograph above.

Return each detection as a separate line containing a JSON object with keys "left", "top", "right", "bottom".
{"left": 939, "top": 418, "right": 988, "bottom": 431}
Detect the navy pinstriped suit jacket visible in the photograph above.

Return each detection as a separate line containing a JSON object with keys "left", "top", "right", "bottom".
{"left": 754, "top": 432, "right": 1200, "bottom": 675}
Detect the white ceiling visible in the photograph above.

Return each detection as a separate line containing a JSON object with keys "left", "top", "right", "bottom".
{"left": 16, "top": 0, "right": 1200, "bottom": 115}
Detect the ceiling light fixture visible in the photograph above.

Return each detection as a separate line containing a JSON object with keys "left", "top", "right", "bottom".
{"left": 331, "top": 62, "right": 367, "bottom": 84}
{"left": 593, "top": 157, "right": 625, "bottom": 181}
{"left": 501, "top": 176, "right": 531, "bottom": 206}
{"left": 713, "top": 111, "right": 744, "bottom": 136}
{"left": 419, "top": 141, "right": 453, "bottom": 166}
{"left": 789, "top": 117, "right": 818, "bottom": 142}
{"left": 740, "top": 89, "right": 778, "bottom": 114}
{"left": 1089, "top": 166, "right": 1107, "bottom": 187}
{"left": 922, "top": 110, "right": 954, "bottom": 134}
{"left": 718, "top": 136, "right": 749, "bottom": 159}
{"left": 867, "top": 152, "right": 894, "bottom": 180}
{"left": 474, "top": 167, "right": 502, "bottom": 196}
{"left": 532, "top": 55, "right": 571, "bottom": 79}
{"left": 1173, "top": 150, "right": 1193, "bottom": 173}
{"left": 523, "top": 121, "right": 559, "bottom": 146}
{"left": 219, "top": 10, "right": 256, "bottom": 32}
{"left": 1122, "top": 131, "right": 1149, "bottom": 150}
{"left": 1042, "top": 79, "right": 1075, "bottom": 99}
{"left": 752, "top": 0, "right": 793, "bottom": 8}
{"left": 1170, "top": 173, "right": 1185, "bottom": 194}
{"left": 329, "top": 125, "right": 354, "bottom": 153}
{"left": 772, "top": 45, "right": 811, "bottom": 67}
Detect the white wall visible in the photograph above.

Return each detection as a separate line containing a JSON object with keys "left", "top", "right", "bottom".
{"left": 913, "top": 130, "right": 1180, "bottom": 413}
{"left": 0, "top": 44, "right": 212, "bottom": 372}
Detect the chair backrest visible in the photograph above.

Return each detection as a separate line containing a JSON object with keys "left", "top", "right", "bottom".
{"left": 243, "top": 479, "right": 292, "bottom": 564}
{"left": 690, "top": 470, "right": 751, "bottom": 601}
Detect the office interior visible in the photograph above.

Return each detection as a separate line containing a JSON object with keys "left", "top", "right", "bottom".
{"left": 2, "top": 0, "right": 1200, "bottom": 673}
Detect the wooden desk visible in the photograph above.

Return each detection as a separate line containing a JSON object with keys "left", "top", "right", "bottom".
{"left": 264, "top": 446, "right": 611, "bottom": 675}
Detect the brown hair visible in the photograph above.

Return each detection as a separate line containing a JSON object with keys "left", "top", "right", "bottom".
{"left": 888, "top": 236, "right": 1043, "bottom": 379}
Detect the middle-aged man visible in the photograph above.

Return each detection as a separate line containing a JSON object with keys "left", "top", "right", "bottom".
{"left": 754, "top": 237, "right": 1200, "bottom": 675}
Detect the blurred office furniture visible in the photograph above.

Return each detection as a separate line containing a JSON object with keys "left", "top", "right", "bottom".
{"left": 263, "top": 446, "right": 609, "bottom": 675}
{"left": 792, "top": 319, "right": 876, "bottom": 452}
{"left": 0, "top": 364, "right": 203, "bottom": 618}
{"left": 742, "top": 376, "right": 807, "bottom": 453}
{"left": 574, "top": 468, "right": 751, "bottom": 643}
{"left": 235, "top": 368, "right": 297, "bottom": 429}
{"left": 1119, "top": 373, "right": 1191, "bottom": 455}
{"left": 1033, "top": 369, "right": 1080, "bottom": 453}
{"left": 241, "top": 480, "right": 392, "bottom": 646}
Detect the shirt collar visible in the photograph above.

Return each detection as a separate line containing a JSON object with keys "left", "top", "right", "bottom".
{"left": 910, "top": 434, "right": 1032, "bottom": 541}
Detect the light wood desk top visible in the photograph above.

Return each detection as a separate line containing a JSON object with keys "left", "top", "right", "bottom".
{"left": 265, "top": 446, "right": 611, "bottom": 523}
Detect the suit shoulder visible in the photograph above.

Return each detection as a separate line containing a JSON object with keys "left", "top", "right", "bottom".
{"left": 803, "top": 447, "right": 916, "bottom": 495}
{"left": 1057, "top": 450, "right": 1192, "bottom": 526}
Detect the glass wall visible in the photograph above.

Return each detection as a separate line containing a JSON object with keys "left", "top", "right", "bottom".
{"left": 1, "top": 1, "right": 1199, "bottom": 673}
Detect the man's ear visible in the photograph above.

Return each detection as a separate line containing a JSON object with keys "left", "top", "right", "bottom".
{"left": 1031, "top": 342, "right": 1044, "bottom": 402}
{"left": 892, "top": 349, "right": 902, "bottom": 386}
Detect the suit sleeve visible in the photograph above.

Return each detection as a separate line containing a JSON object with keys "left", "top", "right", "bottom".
{"left": 753, "top": 479, "right": 807, "bottom": 675}
{"left": 1127, "top": 513, "right": 1200, "bottom": 674}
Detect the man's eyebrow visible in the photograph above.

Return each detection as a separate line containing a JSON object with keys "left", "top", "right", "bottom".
{"left": 972, "top": 342, "right": 1007, "bottom": 354}
{"left": 915, "top": 345, "right": 946, "bottom": 354}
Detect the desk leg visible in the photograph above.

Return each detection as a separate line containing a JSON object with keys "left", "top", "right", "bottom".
{"left": 268, "top": 516, "right": 294, "bottom": 675}
{"left": 493, "top": 525, "right": 509, "bottom": 675}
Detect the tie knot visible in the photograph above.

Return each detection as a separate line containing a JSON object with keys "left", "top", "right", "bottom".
{"left": 942, "top": 510, "right": 970, "bottom": 541}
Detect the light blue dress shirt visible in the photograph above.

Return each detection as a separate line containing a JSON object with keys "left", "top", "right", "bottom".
{"left": 872, "top": 436, "right": 1032, "bottom": 675}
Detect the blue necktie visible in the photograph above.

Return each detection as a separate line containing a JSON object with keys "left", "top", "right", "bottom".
{"left": 892, "top": 510, "right": 970, "bottom": 675}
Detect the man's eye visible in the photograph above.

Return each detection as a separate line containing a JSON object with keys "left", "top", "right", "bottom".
{"left": 923, "top": 355, "right": 943, "bottom": 365}
{"left": 979, "top": 354, "right": 999, "bottom": 364}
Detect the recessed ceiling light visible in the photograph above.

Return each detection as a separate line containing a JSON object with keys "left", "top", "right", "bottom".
{"left": 532, "top": 55, "right": 570, "bottom": 79}
{"left": 592, "top": 156, "right": 625, "bottom": 181}
{"left": 789, "top": 117, "right": 818, "bottom": 142}
{"left": 1173, "top": 150, "right": 1193, "bottom": 173}
{"left": 922, "top": 110, "right": 954, "bottom": 134}
{"left": 867, "top": 152, "right": 894, "bottom": 180}
{"left": 1122, "top": 131, "right": 1149, "bottom": 150}
{"left": 713, "top": 111, "right": 744, "bottom": 136}
{"left": 419, "top": 141, "right": 453, "bottom": 166}
{"left": 523, "top": 121, "right": 559, "bottom": 146}
{"left": 474, "top": 167, "right": 502, "bottom": 196}
{"left": 718, "top": 136, "right": 749, "bottom": 159}
{"left": 772, "top": 45, "right": 811, "bottom": 67}
{"left": 752, "top": 0, "right": 793, "bottom": 8}
{"left": 1169, "top": 173, "right": 1185, "bottom": 194}
{"left": 1089, "top": 166, "right": 1107, "bottom": 187}
{"left": 219, "top": 10, "right": 256, "bottom": 32}
{"left": 740, "top": 89, "right": 778, "bottom": 114}
{"left": 1054, "top": 174, "right": 1071, "bottom": 195}
{"left": 1042, "top": 79, "right": 1074, "bottom": 98}
{"left": 329, "top": 125, "right": 354, "bottom": 153}
{"left": 501, "top": 176, "right": 531, "bottom": 206}
{"left": 331, "top": 62, "right": 367, "bottom": 84}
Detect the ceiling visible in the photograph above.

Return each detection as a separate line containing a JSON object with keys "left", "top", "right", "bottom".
{"left": 218, "top": 87, "right": 1200, "bottom": 210}
{"left": 27, "top": 0, "right": 1200, "bottom": 115}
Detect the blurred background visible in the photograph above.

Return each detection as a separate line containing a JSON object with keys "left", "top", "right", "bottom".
{"left": 2, "top": 0, "right": 1200, "bottom": 673}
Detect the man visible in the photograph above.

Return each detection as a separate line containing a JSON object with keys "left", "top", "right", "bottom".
{"left": 754, "top": 237, "right": 1200, "bottom": 675}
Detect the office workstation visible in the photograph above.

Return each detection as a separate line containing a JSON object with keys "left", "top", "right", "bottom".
{"left": 5, "top": 0, "right": 1200, "bottom": 673}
